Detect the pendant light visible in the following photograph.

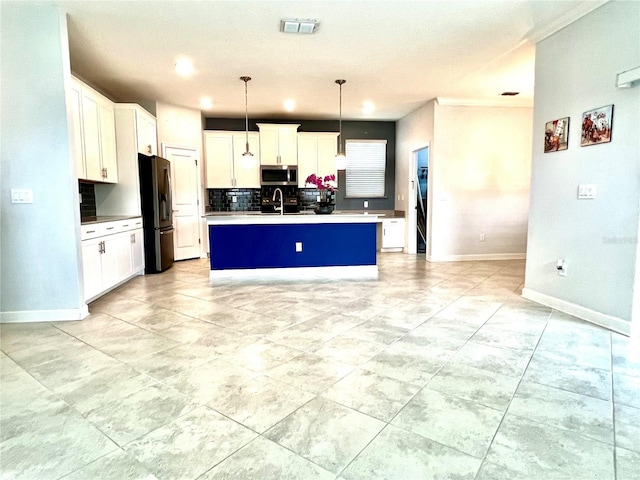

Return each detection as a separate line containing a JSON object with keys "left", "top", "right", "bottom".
{"left": 335, "top": 79, "right": 346, "bottom": 170}
{"left": 240, "top": 76, "right": 254, "bottom": 163}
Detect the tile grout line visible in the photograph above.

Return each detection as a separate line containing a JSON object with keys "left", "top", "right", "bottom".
{"left": 471, "top": 308, "right": 553, "bottom": 479}
{"left": 610, "top": 330, "right": 618, "bottom": 480}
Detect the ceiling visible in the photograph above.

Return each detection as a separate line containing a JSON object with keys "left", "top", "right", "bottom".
{"left": 58, "top": 0, "right": 607, "bottom": 121}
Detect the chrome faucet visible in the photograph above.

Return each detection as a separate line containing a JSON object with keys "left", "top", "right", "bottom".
{"left": 272, "top": 188, "right": 284, "bottom": 215}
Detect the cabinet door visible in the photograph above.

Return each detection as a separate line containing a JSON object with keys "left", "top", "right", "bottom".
{"left": 81, "top": 239, "right": 103, "bottom": 302}
{"left": 258, "top": 127, "right": 279, "bottom": 165}
{"left": 278, "top": 126, "right": 298, "bottom": 165}
{"left": 382, "top": 219, "right": 405, "bottom": 249}
{"left": 205, "top": 132, "right": 234, "bottom": 188}
{"left": 233, "top": 133, "right": 260, "bottom": 188}
{"left": 81, "top": 92, "right": 103, "bottom": 181}
{"left": 137, "top": 111, "right": 157, "bottom": 156}
{"left": 317, "top": 134, "right": 339, "bottom": 181}
{"left": 131, "top": 229, "right": 144, "bottom": 273}
{"left": 69, "top": 80, "right": 86, "bottom": 179}
{"left": 100, "top": 235, "right": 120, "bottom": 291}
{"left": 297, "top": 135, "right": 317, "bottom": 187}
{"left": 99, "top": 100, "right": 118, "bottom": 183}
{"left": 115, "top": 233, "right": 133, "bottom": 280}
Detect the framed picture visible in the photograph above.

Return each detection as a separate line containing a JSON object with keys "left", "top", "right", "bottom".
{"left": 581, "top": 105, "right": 614, "bottom": 146}
{"left": 544, "top": 117, "right": 569, "bottom": 152}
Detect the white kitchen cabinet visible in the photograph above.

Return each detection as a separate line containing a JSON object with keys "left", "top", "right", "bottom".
{"left": 70, "top": 76, "right": 118, "bottom": 183}
{"left": 257, "top": 123, "right": 299, "bottom": 165}
{"left": 381, "top": 218, "right": 406, "bottom": 252}
{"left": 96, "top": 105, "right": 157, "bottom": 216}
{"left": 69, "top": 78, "right": 86, "bottom": 179}
{"left": 81, "top": 218, "right": 144, "bottom": 302}
{"left": 297, "top": 132, "right": 338, "bottom": 187}
{"left": 135, "top": 108, "right": 158, "bottom": 156}
{"left": 204, "top": 131, "right": 260, "bottom": 188}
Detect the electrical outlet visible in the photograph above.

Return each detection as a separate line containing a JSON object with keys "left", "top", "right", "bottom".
{"left": 232, "top": 196, "right": 237, "bottom": 203}
{"left": 316, "top": 195, "right": 321, "bottom": 202}
{"left": 557, "top": 259, "right": 567, "bottom": 276}
{"left": 295, "top": 242, "right": 303, "bottom": 252}
{"left": 480, "top": 233, "right": 485, "bottom": 241}
{"left": 79, "top": 193, "right": 83, "bottom": 204}
{"left": 364, "top": 201, "right": 368, "bottom": 208}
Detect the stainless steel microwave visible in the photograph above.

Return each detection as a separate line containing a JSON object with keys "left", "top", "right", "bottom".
{"left": 260, "top": 165, "right": 298, "bottom": 186}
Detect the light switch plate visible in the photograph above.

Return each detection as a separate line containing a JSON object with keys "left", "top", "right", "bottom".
{"left": 295, "top": 242, "right": 303, "bottom": 252}
{"left": 578, "top": 184, "right": 597, "bottom": 199}
{"left": 11, "top": 188, "right": 33, "bottom": 204}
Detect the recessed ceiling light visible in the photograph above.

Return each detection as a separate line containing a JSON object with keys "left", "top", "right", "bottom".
{"left": 362, "top": 101, "right": 375, "bottom": 114}
{"left": 283, "top": 99, "right": 295, "bottom": 112}
{"left": 500, "top": 91, "right": 520, "bottom": 96}
{"left": 200, "top": 97, "right": 213, "bottom": 109}
{"left": 175, "top": 58, "right": 193, "bottom": 76}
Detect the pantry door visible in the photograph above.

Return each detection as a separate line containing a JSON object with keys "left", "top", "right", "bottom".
{"left": 163, "top": 145, "right": 201, "bottom": 261}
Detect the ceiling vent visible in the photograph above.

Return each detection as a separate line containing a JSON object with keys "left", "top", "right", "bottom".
{"left": 280, "top": 19, "right": 319, "bottom": 34}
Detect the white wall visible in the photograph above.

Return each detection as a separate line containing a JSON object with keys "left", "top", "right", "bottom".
{"left": 155, "top": 102, "right": 207, "bottom": 255}
{"left": 396, "top": 99, "right": 532, "bottom": 261}
{"left": 523, "top": 1, "right": 640, "bottom": 333}
{"left": 0, "top": 3, "right": 86, "bottom": 321}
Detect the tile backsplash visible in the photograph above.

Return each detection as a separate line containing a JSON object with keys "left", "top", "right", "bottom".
{"left": 207, "top": 188, "right": 262, "bottom": 212}
{"left": 79, "top": 182, "right": 96, "bottom": 219}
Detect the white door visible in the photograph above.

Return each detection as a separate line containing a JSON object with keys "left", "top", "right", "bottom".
{"left": 165, "top": 146, "right": 201, "bottom": 260}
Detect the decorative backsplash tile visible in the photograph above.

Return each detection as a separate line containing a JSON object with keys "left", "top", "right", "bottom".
{"left": 207, "top": 188, "right": 262, "bottom": 212}
{"left": 79, "top": 182, "right": 96, "bottom": 219}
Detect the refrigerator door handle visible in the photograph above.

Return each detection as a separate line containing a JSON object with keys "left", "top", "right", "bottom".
{"left": 160, "top": 228, "right": 174, "bottom": 235}
{"left": 166, "top": 166, "right": 173, "bottom": 225}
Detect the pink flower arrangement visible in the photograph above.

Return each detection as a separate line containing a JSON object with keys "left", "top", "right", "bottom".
{"left": 305, "top": 173, "right": 337, "bottom": 191}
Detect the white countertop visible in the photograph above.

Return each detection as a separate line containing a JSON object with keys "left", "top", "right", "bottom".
{"left": 206, "top": 211, "right": 384, "bottom": 225}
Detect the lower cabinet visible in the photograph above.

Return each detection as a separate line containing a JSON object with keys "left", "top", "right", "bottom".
{"left": 81, "top": 219, "right": 144, "bottom": 303}
{"left": 381, "top": 218, "right": 406, "bottom": 252}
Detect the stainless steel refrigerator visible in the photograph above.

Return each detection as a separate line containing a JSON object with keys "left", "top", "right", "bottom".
{"left": 138, "top": 154, "right": 174, "bottom": 273}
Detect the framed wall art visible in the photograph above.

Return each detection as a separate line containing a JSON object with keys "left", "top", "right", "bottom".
{"left": 544, "top": 117, "right": 569, "bottom": 152}
{"left": 581, "top": 104, "right": 614, "bottom": 146}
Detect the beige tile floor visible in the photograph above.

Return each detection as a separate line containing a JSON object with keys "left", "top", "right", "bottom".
{"left": 1, "top": 254, "right": 639, "bottom": 479}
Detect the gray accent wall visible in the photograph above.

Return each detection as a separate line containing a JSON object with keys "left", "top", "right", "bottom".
{"left": 523, "top": 1, "right": 640, "bottom": 331}
{"left": 1, "top": 3, "right": 85, "bottom": 320}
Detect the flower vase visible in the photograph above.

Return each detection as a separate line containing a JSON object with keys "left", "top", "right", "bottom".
{"left": 314, "top": 190, "right": 335, "bottom": 214}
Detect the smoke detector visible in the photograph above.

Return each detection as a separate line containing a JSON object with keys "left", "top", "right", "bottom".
{"left": 280, "top": 19, "right": 319, "bottom": 34}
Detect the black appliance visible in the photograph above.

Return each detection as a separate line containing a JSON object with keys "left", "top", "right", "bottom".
{"left": 138, "top": 154, "right": 174, "bottom": 273}
{"left": 260, "top": 165, "right": 298, "bottom": 186}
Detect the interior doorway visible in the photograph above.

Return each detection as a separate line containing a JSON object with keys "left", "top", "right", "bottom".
{"left": 416, "top": 147, "right": 428, "bottom": 255}
{"left": 162, "top": 144, "right": 201, "bottom": 261}
{"left": 407, "top": 144, "right": 430, "bottom": 257}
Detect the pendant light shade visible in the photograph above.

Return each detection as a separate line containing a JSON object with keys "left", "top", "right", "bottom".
{"left": 240, "top": 76, "right": 254, "bottom": 162}
{"left": 335, "top": 79, "right": 346, "bottom": 171}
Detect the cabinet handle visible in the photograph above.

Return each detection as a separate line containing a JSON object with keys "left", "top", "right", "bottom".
{"left": 131, "top": 233, "right": 135, "bottom": 243}
{"left": 86, "top": 230, "right": 96, "bottom": 234}
{"left": 106, "top": 227, "right": 114, "bottom": 230}
{"left": 123, "top": 224, "right": 129, "bottom": 227}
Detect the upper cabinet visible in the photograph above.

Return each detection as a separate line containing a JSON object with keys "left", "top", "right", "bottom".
{"left": 297, "top": 132, "right": 338, "bottom": 187}
{"left": 69, "top": 76, "right": 118, "bottom": 183}
{"left": 204, "top": 131, "right": 260, "bottom": 188}
{"left": 257, "top": 123, "right": 299, "bottom": 165}
{"left": 95, "top": 104, "right": 158, "bottom": 216}
{"left": 135, "top": 109, "right": 158, "bottom": 156}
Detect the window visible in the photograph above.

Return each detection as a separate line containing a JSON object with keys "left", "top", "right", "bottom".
{"left": 345, "top": 140, "right": 387, "bottom": 198}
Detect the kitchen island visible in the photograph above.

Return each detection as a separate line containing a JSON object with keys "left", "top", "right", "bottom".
{"left": 206, "top": 212, "right": 382, "bottom": 279}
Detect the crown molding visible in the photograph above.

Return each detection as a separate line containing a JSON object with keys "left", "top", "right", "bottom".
{"left": 525, "top": 0, "right": 609, "bottom": 44}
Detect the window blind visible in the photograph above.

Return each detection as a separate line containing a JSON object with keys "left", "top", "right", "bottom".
{"left": 345, "top": 140, "right": 387, "bottom": 198}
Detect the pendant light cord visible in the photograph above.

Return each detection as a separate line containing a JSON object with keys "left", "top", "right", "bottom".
{"left": 240, "top": 76, "right": 252, "bottom": 156}
{"left": 335, "top": 79, "right": 346, "bottom": 157}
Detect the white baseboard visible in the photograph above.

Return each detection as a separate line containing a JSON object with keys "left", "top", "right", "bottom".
{"left": 1, "top": 304, "right": 90, "bottom": 323}
{"left": 522, "top": 287, "right": 631, "bottom": 336}
{"left": 210, "top": 265, "right": 378, "bottom": 281}
{"left": 427, "top": 253, "right": 526, "bottom": 262}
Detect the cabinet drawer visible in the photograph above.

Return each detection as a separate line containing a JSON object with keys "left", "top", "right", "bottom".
{"left": 80, "top": 224, "right": 102, "bottom": 240}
